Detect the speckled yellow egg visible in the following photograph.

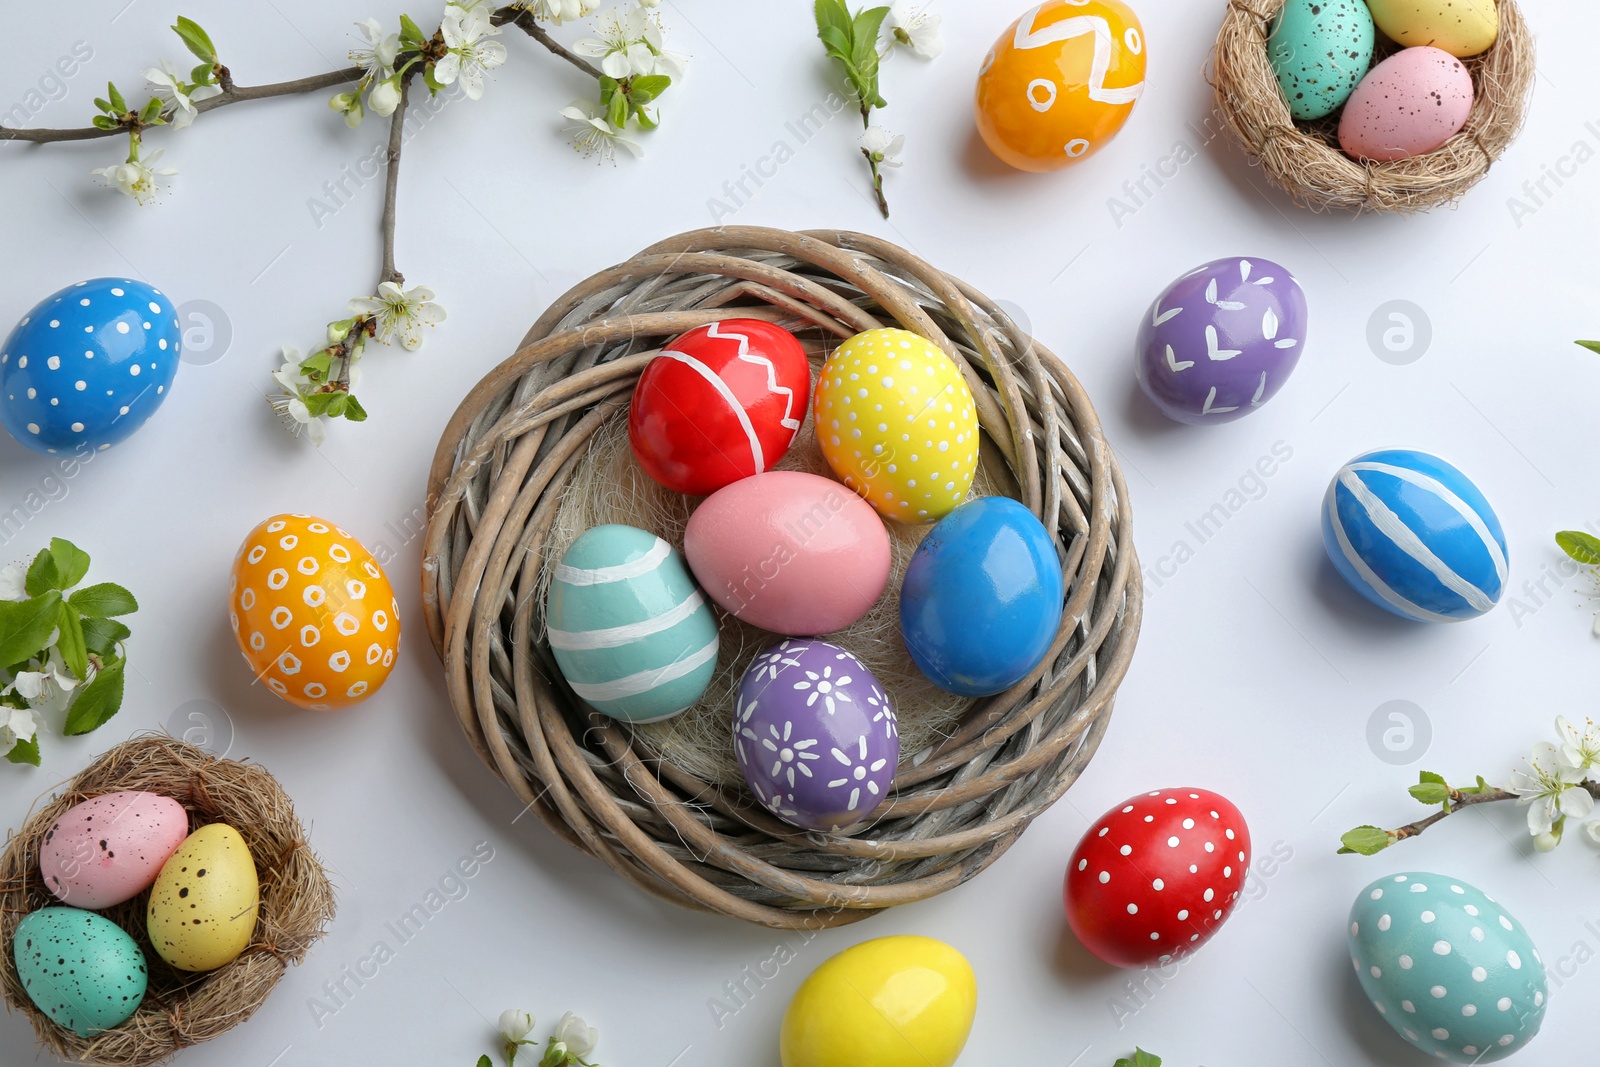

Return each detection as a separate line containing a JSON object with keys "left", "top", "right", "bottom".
{"left": 814, "top": 329, "right": 979, "bottom": 524}
{"left": 228, "top": 513, "right": 400, "bottom": 711}
{"left": 146, "top": 823, "right": 259, "bottom": 972}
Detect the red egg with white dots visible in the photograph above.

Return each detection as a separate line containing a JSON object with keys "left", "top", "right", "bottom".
{"left": 1064, "top": 787, "right": 1251, "bottom": 967}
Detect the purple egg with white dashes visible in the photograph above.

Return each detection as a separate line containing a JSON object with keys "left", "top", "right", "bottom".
{"left": 734, "top": 639, "right": 898, "bottom": 832}
{"left": 1134, "top": 257, "right": 1308, "bottom": 425}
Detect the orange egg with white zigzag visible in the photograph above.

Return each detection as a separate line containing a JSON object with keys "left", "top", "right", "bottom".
{"left": 228, "top": 513, "right": 400, "bottom": 711}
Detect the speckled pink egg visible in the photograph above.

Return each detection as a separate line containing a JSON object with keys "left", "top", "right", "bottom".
{"left": 39, "top": 790, "right": 189, "bottom": 909}
{"left": 684, "top": 470, "right": 891, "bottom": 636}
{"left": 1338, "top": 46, "right": 1474, "bottom": 163}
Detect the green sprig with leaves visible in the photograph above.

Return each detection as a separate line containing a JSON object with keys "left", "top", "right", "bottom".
{"left": 1114, "top": 1050, "right": 1162, "bottom": 1067}
{"left": 0, "top": 539, "right": 138, "bottom": 766}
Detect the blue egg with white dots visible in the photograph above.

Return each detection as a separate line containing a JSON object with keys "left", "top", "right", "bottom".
{"left": 0, "top": 277, "right": 181, "bottom": 455}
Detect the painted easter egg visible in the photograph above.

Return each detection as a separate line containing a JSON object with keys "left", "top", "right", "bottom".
{"left": 39, "top": 790, "right": 189, "bottom": 909}
{"left": 1135, "top": 257, "right": 1308, "bottom": 425}
{"left": 684, "top": 471, "right": 890, "bottom": 636}
{"left": 1339, "top": 48, "right": 1475, "bottom": 163}
{"left": 1350, "top": 872, "right": 1547, "bottom": 1061}
{"left": 229, "top": 514, "right": 401, "bottom": 710}
{"left": 781, "top": 935, "right": 977, "bottom": 1067}
{"left": 1322, "top": 449, "right": 1506, "bottom": 622}
{"left": 1065, "top": 788, "right": 1251, "bottom": 967}
{"left": 0, "top": 278, "right": 181, "bottom": 455}
{"left": 13, "top": 907, "right": 147, "bottom": 1037}
{"left": 629, "top": 319, "right": 812, "bottom": 496}
{"left": 975, "top": 0, "right": 1147, "bottom": 171}
{"left": 734, "top": 640, "right": 897, "bottom": 832}
{"left": 899, "top": 497, "right": 1063, "bottom": 697}
{"left": 1366, "top": 0, "right": 1498, "bottom": 58}
{"left": 1268, "top": 0, "right": 1375, "bottom": 120}
{"left": 546, "top": 524, "right": 719, "bottom": 723}
{"left": 814, "top": 328, "right": 978, "bottom": 524}
{"left": 147, "top": 823, "right": 259, "bottom": 972}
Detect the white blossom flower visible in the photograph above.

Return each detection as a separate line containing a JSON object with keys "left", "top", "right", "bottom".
{"left": 1586, "top": 820, "right": 1600, "bottom": 847}
{"left": 551, "top": 1012, "right": 599, "bottom": 1057}
{"left": 574, "top": 6, "right": 657, "bottom": 79}
{"left": 91, "top": 147, "right": 177, "bottom": 205}
{"left": 860, "top": 125, "right": 905, "bottom": 168}
{"left": 0, "top": 562, "right": 27, "bottom": 601}
{"left": 1510, "top": 742, "right": 1595, "bottom": 836}
{"left": 350, "top": 282, "right": 445, "bottom": 350}
{"left": 886, "top": 1, "right": 944, "bottom": 59}
{"left": 367, "top": 74, "right": 402, "bottom": 117}
{"left": 497, "top": 1008, "right": 535, "bottom": 1044}
{"left": 143, "top": 60, "right": 221, "bottom": 129}
{"left": 272, "top": 346, "right": 312, "bottom": 394}
{"left": 640, "top": 14, "right": 687, "bottom": 80}
{"left": 560, "top": 100, "right": 643, "bottom": 162}
{"left": 5, "top": 651, "right": 80, "bottom": 715}
{"left": 1532, "top": 830, "right": 1560, "bottom": 852}
{"left": 0, "top": 707, "right": 42, "bottom": 759}
{"left": 329, "top": 90, "right": 365, "bottom": 127}
{"left": 1556, "top": 715, "right": 1600, "bottom": 773}
{"left": 350, "top": 18, "right": 400, "bottom": 82}
{"left": 434, "top": 4, "right": 507, "bottom": 101}
{"left": 269, "top": 392, "right": 326, "bottom": 446}
{"left": 521, "top": 0, "right": 599, "bottom": 25}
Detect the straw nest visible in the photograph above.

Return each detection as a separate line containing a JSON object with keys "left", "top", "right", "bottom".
{"left": 422, "top": 226, "right": 1141, "bottom": 930}
{"left": 1210, "top": 0, "right": 1535, "bottom": 212}
{"left": 0, "top": 735, "right": 334, "bottom": 1066}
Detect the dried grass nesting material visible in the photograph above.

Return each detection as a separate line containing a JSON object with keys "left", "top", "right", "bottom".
{"left": 0, "top": 735, "right": 335, "bottom": 1067}
{"left": 1210, "top": 0, "right": 1535, "bottom": 212}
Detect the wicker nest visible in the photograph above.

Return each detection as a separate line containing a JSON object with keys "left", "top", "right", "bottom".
{"left": 1210, "top": 0, "right": 1535, "bottom": 212}
{"left": 0, "top": 735, "right": 334, "bottom": 1066}
{"left": 421, "top": 226, "right": 1140, "bottom": 930}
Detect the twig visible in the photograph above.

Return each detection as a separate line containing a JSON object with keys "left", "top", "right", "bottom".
{"left": 495, "top": 7, "right": 603, "bottom": 79}
{"left": 379, "top": 74, "right": 413, "bottom": 287}
{"left": 1381, "top": 782, "right": 1600, "bottom": 842}
{"left": 0, "top": 67, "right": 364, "bottom": 143}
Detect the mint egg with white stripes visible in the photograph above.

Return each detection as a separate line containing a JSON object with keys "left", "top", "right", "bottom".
{"left": 1322, "top": 449, "right": 1507, "bottom": 622}
{"left": 545, "top": 525, "right": 719, "bottom": 723}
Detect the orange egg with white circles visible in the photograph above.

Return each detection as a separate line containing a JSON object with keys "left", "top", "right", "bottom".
{"left": 228, "top": 514, "right": 400, "bottom": 711}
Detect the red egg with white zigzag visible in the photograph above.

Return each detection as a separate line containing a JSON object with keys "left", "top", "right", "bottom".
{"left": 628, "top": 319, "right": 812, "bottom": 496}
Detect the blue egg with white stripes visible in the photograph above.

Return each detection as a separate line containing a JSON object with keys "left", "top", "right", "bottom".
{"left": 1322, "top": 449, "right": 1507, "bottom": 622}
{"left": 0, "top": 278, "right": 181, "bottom": 455}
{"left": 546, "top": 524, "right": 719, "bottom": 723}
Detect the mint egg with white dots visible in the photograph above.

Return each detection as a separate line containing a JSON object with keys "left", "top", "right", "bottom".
{"left": 1349, "top": 872, "right": 1547, "bottom": 1062}
{"left": 0, "top": 277, "right": 181, "bottom": 455}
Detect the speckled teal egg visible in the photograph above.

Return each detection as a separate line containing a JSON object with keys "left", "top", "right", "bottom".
{"left": 1268, "top": 0, "right": 1375, "bottom": 120}
{"left": 1349, "top": 872, "right": 1547, "bottom": 1062}
{"left": 13, "top": 906, "right": 147, "bottom": 1037}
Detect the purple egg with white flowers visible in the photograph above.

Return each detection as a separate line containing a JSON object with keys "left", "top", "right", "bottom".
{"left": 734, "top": 640, "right": 898, "bottom": 832}
{"left": 1135, "top": 257, "right": 1308, "bottom": 425}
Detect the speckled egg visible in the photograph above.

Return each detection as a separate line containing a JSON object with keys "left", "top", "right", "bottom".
{"left": 1339, "top": 48, "right": 1475, "bottom": 163}
{"left": 39, "top": 791, "right": 189, "bottom": 909}
{"left": 546, "top": 524, "right": 719, "bottom": 723}
{"left": 1267, "top": 0, "right": 1374, "bottom": 120}
{"left": 814, "top": 328, "right": 979, "bottom": 525}
{"left": 14, "top": 906, "right": 147, "bottom": 1037}
{"left": 229, "top": 513, "right": 401, "bottom": 711}
{"left": 1367, "top": 0, "right": 1498, "bottom": 58}
{"left": 734, "top": 640, "right": 898, "bottom": 832}
{"left": 1350, "top": 872, "right": 1547, "bottom": 1062}
{"left": 147, "top": 823, "right": 259, "bottom": 972}
{"left": 0, "top": 278, "right": 180, "bottom": 455}
{"left": 1136, "top": 257, "right": 1308, "bottom": 424}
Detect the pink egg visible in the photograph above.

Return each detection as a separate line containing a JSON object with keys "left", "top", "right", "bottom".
{"left": 684, "top": 471, "right": 891, "bottom": 636}
{"left": 1338, "top": 47, "right": 1475, "bottom": 163}
{"left": 39, "top": 790, "right": 189, "bottom": 908}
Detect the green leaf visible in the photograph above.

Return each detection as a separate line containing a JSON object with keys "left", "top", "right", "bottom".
{"left": 627, "top": 74, "right": 671, "bottom": 104}
{"left": 140, "top": 97, "right": 165, "bottom": 123}
{"left": 423, "top": 63, "right": 445, "bottom": 95}
{"left": 399, "top": 14, "right": 426, "bottom": 47}
{"left": 80, "top": 617, "right": 131, "bottom": 660}
{"left": 476, "top": 1057, "right": 492, "bottom": 1067}
{"left": 0, "top": 592, "right": 62, "bottom": 667}
{"left": 341, "top": 394, "right": 368, "bottom": 423}
{"left": 56, "top": 604, "right": 87, "bottom": 680}
{"left": 5, "top": 735, "right": 40, "bottom": 766}
{"left": 62, "top": 660, "right": 125, "bottom": 736}
{"left": 172, "top": 16, "right": 218, "bottom": 62}
{"left": 68, "top": 583, "right": 139, "bottom": 618}
{"left": 1112, "top": 1051, "right": 1162, "bottom": 1067}
{"left": 606, "top": 88, "right": 628, "bottom": 129}
{"left": 191, "top": 61, "right": 215, "bottom": 86}
{"left": 1556, "top": 530, "right": 1600, "bottom": 565}
{"left": 851, "top": 6, "right": 890, "bottom": 71}
{"left": 1409, "top": 782, "right": 1451, "bottom": 806}
{"left": 94, "top": 96, "right": 112, "bottom": 114}
{"left": 1338, "top": 826, "right": 1394, "bottom": 856}
{"left": 814, "top": 0, "right": 854, "bottom": 43}
{"left": 25, "top": 549, "right": 60, "bottom": 597}
{"left": 107, "top": 81, "right": 127, "bottom": 114}
{"left": 1576, "top": 340, "right": 1600, "bottom": 355}
{"left": 49, "top": 538, "right": 90, "bottom": 589}
{"left": 632, "top": 104, "right": 659, "bottom": 130}
{"left": 92, "top": 115, "right": 116, "bottom": 130}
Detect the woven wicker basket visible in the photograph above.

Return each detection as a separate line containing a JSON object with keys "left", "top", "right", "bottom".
{"left": 1211, "top": 0, "right": 1535, "bottom": 213}
{"left": 421, "top": 227, "right": 1140, "bottom": 929}
{"left": 0, "top": 735, "right": 334, "bottom": 1066}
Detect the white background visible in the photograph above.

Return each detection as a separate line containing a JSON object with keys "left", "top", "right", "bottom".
{"left": 3, "top": 1, "right": 1600, "bottom": 1064}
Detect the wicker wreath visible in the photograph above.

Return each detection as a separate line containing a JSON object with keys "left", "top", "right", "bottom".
{"left": 1211, "top": 0, "right": 1535, "bottom": 213}
{"left": 0, "top": 735, "right": 334, "bottom": 1067}
{"left": 421, "top": 226, "right": 1140, "bottom": 929}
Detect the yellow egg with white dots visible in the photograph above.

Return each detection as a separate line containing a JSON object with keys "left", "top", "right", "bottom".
{"left": 813, "top": 328, "right": 979, "bottom": 524}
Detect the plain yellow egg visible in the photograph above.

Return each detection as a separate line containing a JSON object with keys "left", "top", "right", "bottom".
{"left": 1366, "top": 0, "right": 1498, "bottom": 57}
{"left": 780, "top": 935, "right": 978, "bottom": 1067}
{"left": 147, "top": 823, "right": 260, "bottom": 971}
